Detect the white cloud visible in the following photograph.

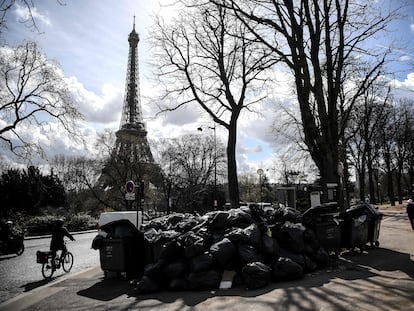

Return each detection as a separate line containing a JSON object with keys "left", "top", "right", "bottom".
{"left": 410, "top": 24, "right": 414, "bottom": 32}
{"left": 65, "top": 76, "right": 123, "bottom": 125}
{"left": 399, "top": 55, "right": 411, "bottom": 62}
{"left": 389, "top": 73, "right": 414, "bottom": 99}
{"left": 14, "top": 3, "right": 51, "bottom": 26}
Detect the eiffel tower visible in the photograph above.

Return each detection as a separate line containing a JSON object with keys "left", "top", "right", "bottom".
{"left": 101, "top": 17, "right": 161, "bottom": 208}
{"left": 115, "top": 17, "right": 154, "bottom": 164}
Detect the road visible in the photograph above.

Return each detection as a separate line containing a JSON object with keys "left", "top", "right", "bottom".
{"left": 0, "top": 231, "right": 99, "bottom": 304}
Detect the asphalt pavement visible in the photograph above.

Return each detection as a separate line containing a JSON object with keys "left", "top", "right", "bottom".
{"left": 0, "top": 210, "right": 413, "bottom": 311}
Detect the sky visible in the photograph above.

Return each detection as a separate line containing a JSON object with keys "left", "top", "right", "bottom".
{"left": 1, "top": 0, "right": 414, "bottom": 182}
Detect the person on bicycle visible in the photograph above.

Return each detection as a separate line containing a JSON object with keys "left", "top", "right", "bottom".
{"left": 50, "top": 219, "right": 75, "bottom": 264}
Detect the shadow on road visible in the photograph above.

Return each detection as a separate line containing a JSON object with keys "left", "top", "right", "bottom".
{"left": 21, "top": 278, "right": 55, "bottom": 292}
{"left": 342, "top": 247, "right": 414, "bottom": 278}
{"left": 74, "top": 246, "right": 414, "bottom": 311}
{"left": 77, "top": 277, "right": 134, "bottom": 301}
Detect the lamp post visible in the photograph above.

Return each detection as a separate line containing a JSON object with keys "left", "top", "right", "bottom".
{"left": 257, "top": 168, "right": 263, "bottom": 205}
{"left": 198, "top": 124, "right": 217, "bottom": 209}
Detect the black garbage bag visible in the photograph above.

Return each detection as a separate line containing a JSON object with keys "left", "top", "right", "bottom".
{"left": 143, "top": 260, "right": 167, "bottom": 284}
{"left": 207, "top": 211, "right": 232, "bottom": 232}
{"left": 169, "top": 278, "right": 189, "bottom": 291}
{"left": 206, "top": 208, "right": 255, "bottom": 232}
{"left": 91, "top": 234, "right": 104, "bottom": 250}
{"left": 134, "top": 275, "right": 160, "bottom": 294}
{"left": 275, "top": 222, "right": 306, "bottom": 254}
{"left": 143, "top": 213, "right": 197, "bottom": 232}
{"left": 242, "top": 262, "right": 272, "bottom": 290}
{"left": 230, "top": 208, "right": 255, "bottom": 228}
{"left": 240, "top": 223, "right": 262, "bottom": 248}
{"left": 272, "top": 257, "right": 304, "bottom": 281}
{"left": 187, "top": 269, "right": 222, "bottom": 290}
{"left": 143, "top": 228, "right": 181, "bottom": 244}
{"left": 210, "top": 238, "right": 237, "bottom": 268}
{"left": 273, "top": 205, "right": 302, "bottom": 223}
{"left": 163, "top": 259, "right": 188, "bottom": 280}
{"left": 159, "top": 241, "right": 183, "bottom": 261}
{"left": 172, "top": 216, "right": 203, "bottom": 233}
{"left": 303, "top": 228, "right": 320, "bottom": 252}
{"left": 179, "top": 231, "right": 210, "bottom": 258}
{"left": 143, "top": 228, "right": 160, "bottom": 243}
{"left": 279, "top": 248, "right": 306, "bottom": 268}
{"left": 190, "top": 252, "right": 216, "bottom": 272}
{"left": 303, "top": 255, "right": 318, "bottom": 272}
{"left": 310, "top": 247, "right": 329, "bottom": 269}
{"left": 238, "top": 243, "right": 263, "bottom": 264}
{"left": 261, "top": 234, "right": 280, "bottom": 257}
{"left": 224, "top": 227, "right": 245, "bottom": 243}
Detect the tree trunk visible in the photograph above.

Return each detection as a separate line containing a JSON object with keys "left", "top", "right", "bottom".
{"left": 227, "top": 119, "right": 240, "bottom": 208}
{"left": 358, "top": 167, "right": 366, "bottom": 202}
{"left": 384, "top": 153, "right": 395, "bottom": 206}
{"left": 367, "top": 146, "right": 376, "bottom": 204}
{"left": 396, "top": 167, "right": 403, "bottom": 204}
{"left": 409, "top": 163, "right": 414, "bottom": 199}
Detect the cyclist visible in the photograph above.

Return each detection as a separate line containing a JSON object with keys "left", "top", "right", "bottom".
{"left": 50, "top": 219, "right": 75, "bottom": 267}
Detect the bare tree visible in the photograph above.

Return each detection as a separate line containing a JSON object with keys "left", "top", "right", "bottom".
{"left": 215, "top": 0, "right": 400, "bottom": 205}
{"left": 346, "top": 81, "right": 390, "bottom": 203}
{"left": 1, "top": 0, "right": 68, "bottom": 37}
{"left": 150, "top": 1, "right": 276, "bottom": 207}
{"left": 393, "top": 99, "right": 414, "bottom": 204}
{"left": 1, "top": 0, "right": 38, "bottom": 36}
{"left": 153, "top": 133, "right": 226, "bottom": 213}
{"left": 0, "top": 41, "right": 83, "bottom": 159}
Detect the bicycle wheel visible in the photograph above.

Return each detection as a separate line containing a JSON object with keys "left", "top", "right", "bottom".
{"left": 42, "top": 257, "right": 54, "bottom": 279}
{"left": 62, "top": 252, "right": 73, "bottom": 272}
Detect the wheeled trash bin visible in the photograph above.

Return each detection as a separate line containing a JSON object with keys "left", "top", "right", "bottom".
{"left": 359, "top": 203, "right": 383, "bottom": 247}
{"left": 302, "top": 203, "right": 342, "bottom": 256}
{"left": 98, "top": 219, "right": 145, "bottom": 279}
{"left": 340, "top": 205, "right": 370, "bottom": 253}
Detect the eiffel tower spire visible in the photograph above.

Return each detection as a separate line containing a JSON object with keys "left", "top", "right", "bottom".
{"left": 119, "top": 15, "right": 145, "bottom": 135}
{"left": 114, "top": 18, "right": 154, "bottom": 163}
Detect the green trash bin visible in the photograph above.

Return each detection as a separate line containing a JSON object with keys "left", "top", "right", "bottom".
{"left": 340, "top": 206, "right": 370, "bottom": 253}
{"left": 312, "top": 219, "right": 342, "bottom": 256}
{"left": 100, "top": 238, "right": 127, "bottom": 276}
{"left": 99, "top": 219, "right": 145, "bottom": 279}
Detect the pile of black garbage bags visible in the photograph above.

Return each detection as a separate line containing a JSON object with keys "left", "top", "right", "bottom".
{"left": 132, "top": 205, "right": 332, "bottom": 293}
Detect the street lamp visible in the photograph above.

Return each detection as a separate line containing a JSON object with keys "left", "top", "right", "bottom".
{"left": 198, "top": 124, "right": 217, "bottom": 209}
{"left": 257, "top": 168, "right": 263, "bottom": 205}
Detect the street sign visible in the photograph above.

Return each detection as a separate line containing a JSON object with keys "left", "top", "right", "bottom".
{"left": 126, "top": 180, "right": 135, "bottom": 193}
{"left": 125, "top": 192, "right": 135, "bottom": 201}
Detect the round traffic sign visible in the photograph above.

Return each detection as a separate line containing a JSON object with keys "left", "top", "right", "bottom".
{"left": 126, "top": 180, "right": 135, "bottom": 193}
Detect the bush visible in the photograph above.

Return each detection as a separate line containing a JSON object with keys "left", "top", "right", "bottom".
{"left": 66, "top": 213, "right": 97, "bottom": 231}
{"left": 24, "top": 213, "right": 97, "bottom": 235}
{"left": 25, "top": 215, "right": 60, "bottom": 235}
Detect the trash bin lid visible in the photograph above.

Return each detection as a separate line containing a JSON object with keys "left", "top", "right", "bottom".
{"left": 100, "top": 219, "right": 141, "bottom": 237}
{"left": 303, "top": 202, "right": 340, "bottom": 218}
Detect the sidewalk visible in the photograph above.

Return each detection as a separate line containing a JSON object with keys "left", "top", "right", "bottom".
{"left": 1, "top": 213, "right": 413, "bottom": 311}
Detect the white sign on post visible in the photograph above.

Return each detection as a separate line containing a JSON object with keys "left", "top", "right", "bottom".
{"left": 125, "top": 192, "right": 135, "bottom": 201}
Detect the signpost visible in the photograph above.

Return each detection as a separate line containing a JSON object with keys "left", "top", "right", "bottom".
{"left": 124, "top": 179, "right": 144, "bottom": 228}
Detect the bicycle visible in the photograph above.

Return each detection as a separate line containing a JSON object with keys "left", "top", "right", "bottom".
{"left": 37, "top": 244, "right": 74, "bottom": 279}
